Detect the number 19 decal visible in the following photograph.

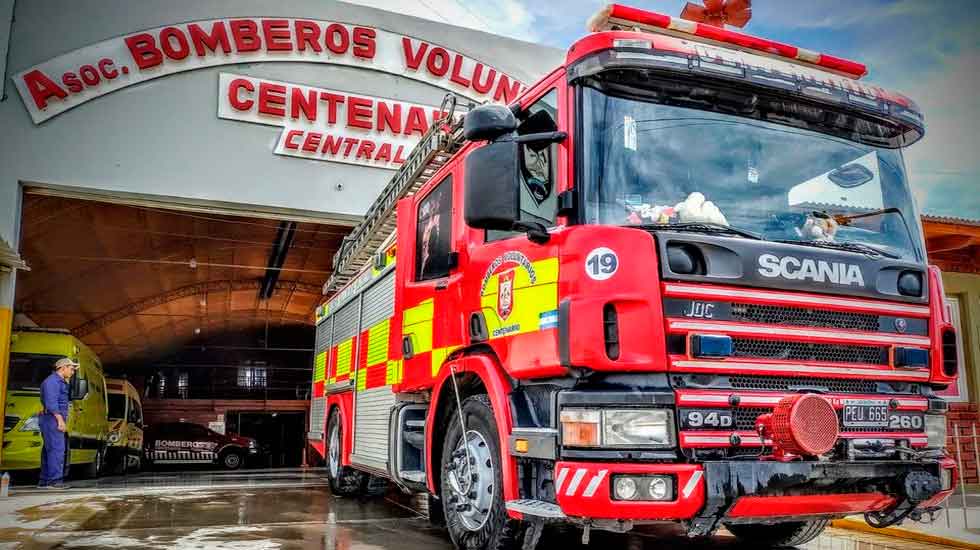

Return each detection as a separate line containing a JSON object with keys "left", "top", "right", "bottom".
{"left": 585, "top": 247, "right": 618, "bottom": 280}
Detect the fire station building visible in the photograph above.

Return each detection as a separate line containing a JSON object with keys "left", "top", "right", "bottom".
{"left": 0, "top": 0, "right": 978, "bottom": 475}
{"left": 0, "top": 0, "right": 560, "bottom": 464}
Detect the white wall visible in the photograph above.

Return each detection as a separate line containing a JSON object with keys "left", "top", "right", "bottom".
{"left": 0, "top": 0, "right": 562, "bottom": 254}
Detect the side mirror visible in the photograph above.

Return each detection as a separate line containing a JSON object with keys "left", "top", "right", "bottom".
{"left": 464, "top": 104, "right": 517, "bottom": 142}
{"left": 71, "top": 377, "right": 89, "bottom": 400}
{"left": 465, "top": 140, "right": 521, "bottom": 231}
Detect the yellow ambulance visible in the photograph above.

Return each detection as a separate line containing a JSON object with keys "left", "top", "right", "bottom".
{"left": 3, "top": 329, "right": 110, "bottom": 477}
{"left": 105, "top": 378, "right": 143, "bottom": 473}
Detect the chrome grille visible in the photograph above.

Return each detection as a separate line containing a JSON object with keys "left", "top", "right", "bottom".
{"left": 731, "top": 303, "right": 880, "bottom": 331}
{"left": 729, "top": 375, "right": 878, "bottom": 394}
{"left": 732, "top": 338, "right": 886, "bottom": 365}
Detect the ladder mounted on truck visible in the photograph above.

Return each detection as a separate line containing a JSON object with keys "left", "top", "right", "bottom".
{"left": 323, "top": 95, "right": 468, "bottom": 294}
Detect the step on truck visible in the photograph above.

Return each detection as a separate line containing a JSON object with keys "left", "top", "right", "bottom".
{"left": 307, "top": 5, "right": 959, "bottom": 548}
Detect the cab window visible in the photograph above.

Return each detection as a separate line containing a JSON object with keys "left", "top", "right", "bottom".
{"left": 415, "top": 175, "right": 454, "bottom": 281}
{"left": 108, "top": 393, "right": 127, "bottom": 420}
{"left": 488, "top": 89, "right": 560, "bottom": 241}
{"left": 128, "top": 398, "right": 143, "bottom": 424}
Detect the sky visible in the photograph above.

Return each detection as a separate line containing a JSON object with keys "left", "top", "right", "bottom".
{"left": 348, "top": 0, "right": 980, "bottom": 221}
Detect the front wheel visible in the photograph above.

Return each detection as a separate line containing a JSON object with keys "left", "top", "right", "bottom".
{"left": 83, "top": 445, "right": 106, "bottom": 478}
{"left": 220, "top": 450, "right": 244, "bottom": 470}
{"left": 440, "top": 395, "right": 523, "bottom": 550}
{"left": 725, "top": 519, "right": 829, "bottom": 547}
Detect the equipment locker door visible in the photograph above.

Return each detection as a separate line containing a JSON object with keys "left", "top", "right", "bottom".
{"left": 350, "top": 270, "right": 398, "bottom": 472}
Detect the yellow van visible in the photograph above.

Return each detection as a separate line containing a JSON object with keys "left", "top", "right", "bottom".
{"left": 105, "top": 378, "right": 143, "bottom": 473}
{"left": 3, "top": 329, "right": 110, "bottom": 477}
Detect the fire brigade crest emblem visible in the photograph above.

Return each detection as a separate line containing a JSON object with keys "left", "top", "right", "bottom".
{"left": 497, "top": 269, "right": 515, "bottom": 320}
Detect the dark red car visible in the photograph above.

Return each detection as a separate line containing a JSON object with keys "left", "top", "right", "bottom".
{"left": 144, "top": 422, "right": 258, "bottom": 470}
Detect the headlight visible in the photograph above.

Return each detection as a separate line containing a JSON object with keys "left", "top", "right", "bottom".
{"left": 108, "top": 431, "right": 121, "bottom": 443}
{"left": 603, "top": 410, "right": 674, "bottom": 447}
{"left": 20, "top": 415, "right": 40, "bottom": 432}
{"left": 925, "top": 414, "right": 947, "bottom": 449}
{"left": 248, "top": 440, "right": 257, "bottom": 448}
{"left": 611, "top": 475, "right": 674, "bottom": 501}
{"left": 560, "top": 408, "right": 675, "bottom": 448}
{"left": 941, "top": 467, "right": 954, "bottom": 491}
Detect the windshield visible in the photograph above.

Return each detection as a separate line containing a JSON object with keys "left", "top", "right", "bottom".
{"left": 580, "top": 85, "right": 925, "bottom": 262}
{"left": 108, "top": 394, "right": 127, "bottom": 420}
{"left": 8, "top": 353, "right": 61, "bottom": 391}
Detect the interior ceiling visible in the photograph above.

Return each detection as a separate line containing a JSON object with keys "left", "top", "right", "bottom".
{"left": 15, "top": 193, "right": 347, "bottom": 367}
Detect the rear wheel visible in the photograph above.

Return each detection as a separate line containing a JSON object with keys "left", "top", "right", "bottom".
{"left": 326, "top": 408, "right": 366, "bottom": 496}
{"left": 440, "top": 395, "right": 523, "bottom": 550}
{"left": 725, "top": 519, "right": 829, "bottom": 547}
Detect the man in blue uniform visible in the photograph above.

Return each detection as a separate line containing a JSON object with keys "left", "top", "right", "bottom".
{"left": 38, "top": 357, "right": 77, "bottom": 488}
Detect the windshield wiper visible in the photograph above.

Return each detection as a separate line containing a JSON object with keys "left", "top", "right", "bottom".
{"left": 774, "top": 239, "right": 900, "bottom": 259}
{"left": 636, "top": 222, "right": 763, "bottom": 240}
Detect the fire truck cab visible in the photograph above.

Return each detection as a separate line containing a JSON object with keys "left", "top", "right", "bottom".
{"left": 308, "top": 5, "right": 959, "bottom": 549}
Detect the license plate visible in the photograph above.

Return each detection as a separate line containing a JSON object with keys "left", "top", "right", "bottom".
{"left": 842, "top": 399, "right": 889, "bottom": 428}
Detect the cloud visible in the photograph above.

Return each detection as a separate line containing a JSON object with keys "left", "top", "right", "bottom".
{"left": 342, "top": 0, "right": 540, "bottom": 43}
{"left": 345, "top": 0, "right": 980, "bottom": 219}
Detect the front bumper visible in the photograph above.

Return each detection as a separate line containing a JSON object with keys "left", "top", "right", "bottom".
{"left": 1, "top": 435, "right": 43, "bottom": 470}
{"left": 550, "top": 458, "right": 956, "bottom": 529}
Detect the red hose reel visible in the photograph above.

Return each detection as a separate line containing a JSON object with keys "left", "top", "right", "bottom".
{"left": 756, "top": 394, "right": 840, "bottom": 458}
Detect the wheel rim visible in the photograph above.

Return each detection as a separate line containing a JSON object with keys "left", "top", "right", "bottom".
{"left": 225, "top": 454, "right": 240, "bottom": 468}
{"left": 328, "top": 420, "right": 340, "bottom": 479}
{"left": 447, "top": 430, "right": 494, "bottom": 532}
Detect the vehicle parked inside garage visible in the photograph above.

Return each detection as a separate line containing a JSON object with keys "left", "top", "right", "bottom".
{"left": 3, "top": 328, "right": 110, "bottom": 478}
{"left": 144, "top": 421, "right": 258, "bottom": 470}
{"left": 105, "top": 378, "right": 144, "bottom": 474}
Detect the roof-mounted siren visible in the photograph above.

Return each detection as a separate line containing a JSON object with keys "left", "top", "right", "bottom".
{"left": 586, "top": 3, "right": 868, "bottom": 79}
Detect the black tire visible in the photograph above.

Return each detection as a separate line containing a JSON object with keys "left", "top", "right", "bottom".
{"left": 440, "top": 394, "right": 523, "bottom": 550}
{"left": 326, "top": 408, "right": 366, "bottom": 496}
{"left": 83, "top": 445, "right": 106, "bottom": 478}
{"left": 220, "top": 449, "right": 244, "bottom": 470}
{"left": 725, "top": 519, "right": 829, "bottom": 547}
{"left": 129, "top": 455, "right": 142, "bottom": 474}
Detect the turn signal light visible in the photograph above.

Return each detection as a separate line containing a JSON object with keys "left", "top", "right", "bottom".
{"left": 560, "top": 409, "right": 600, "bottom": 447}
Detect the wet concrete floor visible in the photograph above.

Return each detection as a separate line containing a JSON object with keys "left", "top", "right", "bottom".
{"left": 0, "top": 468, "right": 956, "bottom": 549}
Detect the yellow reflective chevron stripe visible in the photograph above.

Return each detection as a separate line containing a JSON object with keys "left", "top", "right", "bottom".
{"left": 480, "top": 257, "right": 559, "bottom": 340}
{"left": 385, "top": 359, "right": 403, "bottom": 385}
{"left": 365, "top": 319, "right": 390, "bottom": 366}
{"left": 402, "top": 298, "right": 434, "bottom": 355}
{"left": 336, "top": 339, "right": 353, "bottom": 377}
{"left": 356, "top": 368, "right": 368, "bottom": 391}
{"left": 314, "top": 351, "right": 327, "bottom": 382}
{"left": 431, "top": 345, "right": 461, "bottom": 377}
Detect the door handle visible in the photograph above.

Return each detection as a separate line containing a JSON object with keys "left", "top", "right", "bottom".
{"left": 435, "top": 280, "right": 449, "bottom": 290}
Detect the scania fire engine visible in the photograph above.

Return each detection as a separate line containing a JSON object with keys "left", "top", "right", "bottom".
{"left": 307, "top": 5, "right": 959, "bottom": 548}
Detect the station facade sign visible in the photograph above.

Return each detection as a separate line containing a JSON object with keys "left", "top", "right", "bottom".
{"left": 218, "top": 73, "right": 446, "bottom": 169}
{"left": 14, "top": 17, "right": 524, "bottom": 124}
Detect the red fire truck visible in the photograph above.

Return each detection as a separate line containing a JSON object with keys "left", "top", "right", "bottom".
{"left": 307, "top": 5, "right": 959, "bottom": 548}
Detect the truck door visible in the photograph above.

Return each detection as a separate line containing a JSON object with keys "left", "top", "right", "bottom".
{"left": 455, "top": 86, "right": 567, "bottom": 378}
{"left": 399, "top": 172, "right": 461, "bottom": 388}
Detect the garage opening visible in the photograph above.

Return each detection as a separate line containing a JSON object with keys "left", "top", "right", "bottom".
{"left": 10, "top": 189, "right": 343, "bottom": 473}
